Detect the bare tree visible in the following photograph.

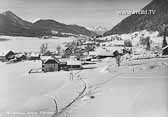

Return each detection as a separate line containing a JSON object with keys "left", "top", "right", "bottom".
{"left": 56, "top": 45, "right": 61, "bottom": 55}
{"left": 146, "top": 37, "right": 151, "bottom": 50}
{"left": 124, "top": 40, "right": 132, "bottom": 47}
{"left": 40, "top": 43, "right": 48, "bottom": 54}
{"left": 113, "top": 50, "right": 122, "bottom": 67}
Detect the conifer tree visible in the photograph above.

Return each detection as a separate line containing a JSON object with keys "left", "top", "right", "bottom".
{"left": 162, "top": 27, "right": 168, "bottom": 48}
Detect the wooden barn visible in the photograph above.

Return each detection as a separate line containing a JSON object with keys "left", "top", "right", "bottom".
{"left": 0, "top": 50, "right": 15, "bottom": 61}
{"left": 41, "top": 56, "right": 60, "bottom": 72}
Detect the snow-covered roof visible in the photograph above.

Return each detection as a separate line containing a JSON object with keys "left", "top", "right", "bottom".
{"left": 120, "top": 34, "right": 131, "bottom": 40}
{"left": 30, "top": 52, "right": 40, "bottom": 57}
{"left": 44, "top": 59, "right": 60, "bottom": 64}
{"left": 41, "top": 56, "right": 60, "bottom": 64}
{"left": 67, "top": 60, "right": 82, "bottom": 65}
{"left": 41, "top": 56, "right": 52, "bottom": 61}
{"left": 15, "top": 53, "right": 24, "bottom": 58}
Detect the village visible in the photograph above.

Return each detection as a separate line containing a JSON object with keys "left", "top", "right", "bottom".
{"left": 0, "top": 25, "right": 168, "bottom": 117}
{"left": 0, "top": 29, "right": 168, "bottom": 74}
{"left": 1, "top": 0, "right": 168, "bottom": 116}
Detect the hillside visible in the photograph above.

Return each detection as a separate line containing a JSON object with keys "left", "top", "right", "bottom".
{"left": 0, "top": 11, "right": 33, "bottom": 36}
{"left": 104, "top": 0, "right": 168, "bottom": 36}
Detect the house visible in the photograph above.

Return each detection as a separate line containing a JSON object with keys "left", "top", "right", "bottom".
{"left": 67, "top": 60, "right": 82, "bottom": 71}
{"left": 0, "top": 50, "right": 15, "bottom": 61}
{"left": 162, "top": 45, "right": 168, "bottom": 55}
{"left": 41, "top": 56, "right": 60, "bottom": 72}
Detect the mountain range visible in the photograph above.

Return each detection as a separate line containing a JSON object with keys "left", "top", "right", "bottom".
{"left": 0, "top": 11, "right": 97, "bottom": 37}
{"left": 88, "top": 26, "right": 108, "bottom": 35}
{"left": 104, "top": 0, "right": 168, "bottom": 36}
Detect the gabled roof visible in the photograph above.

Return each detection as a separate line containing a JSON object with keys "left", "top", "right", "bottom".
{"left": 44, "top": 59, "right": 59, "bottom": 64}
{"left": 41, "top": 56, "right": 60, "bottom": 64}
{"left": 0, "top": 50, "right": 14, "bottom": 56}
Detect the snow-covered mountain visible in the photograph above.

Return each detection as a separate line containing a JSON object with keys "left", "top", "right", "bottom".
{"left": 104, "top": 0, "right": 168, "bottom": 36}
{"left": 89, "top": 26, "right": 108, "bottom": 35}
{"left": 0, "top": 11, "right": 97, "bottom": 37}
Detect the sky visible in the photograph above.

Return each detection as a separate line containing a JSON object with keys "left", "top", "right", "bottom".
{"left": 0, "top": 0, "right": 152, "bottom": 29}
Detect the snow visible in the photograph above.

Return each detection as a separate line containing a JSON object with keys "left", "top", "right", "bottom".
{"left": 0, "top": 33, "right": 168, "bottom": 117}
{"left": 0, "top": 61, "right": 84, "bottom": 113}
{"left": 58, "top": 58, "right": 168, "bottom": 117}
{"left": 0, "top": 56, "right": 168, "bottom": 117}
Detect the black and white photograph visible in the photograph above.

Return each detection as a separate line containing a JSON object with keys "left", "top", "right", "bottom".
{"left": 0, "top": 0, "right": 168, "bottom": 117}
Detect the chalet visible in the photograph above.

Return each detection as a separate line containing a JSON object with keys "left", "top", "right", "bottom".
{"left": 41, "top": 56, "right": 60, "bottom": 72}
{"left": 67, "top": 60, "right": 82, "bottom": 71}
{"left": 162, "top": 45, "right": 168, "bottom": 55}
{"left": 0, "top": 50, "right": 15, "bottom": 61}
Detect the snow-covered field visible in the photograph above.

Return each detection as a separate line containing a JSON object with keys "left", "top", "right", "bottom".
{"left": 0, "top": 36, "right": 77, "bottom": 52}
{"left": 0, "top": 57, "right": 168, "bottom": 117}
{"left": 0, "top": 60, "right": 86, "bottom": 117}
{"left": 58, "top": 57, "right": 168, "bottom": 117}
